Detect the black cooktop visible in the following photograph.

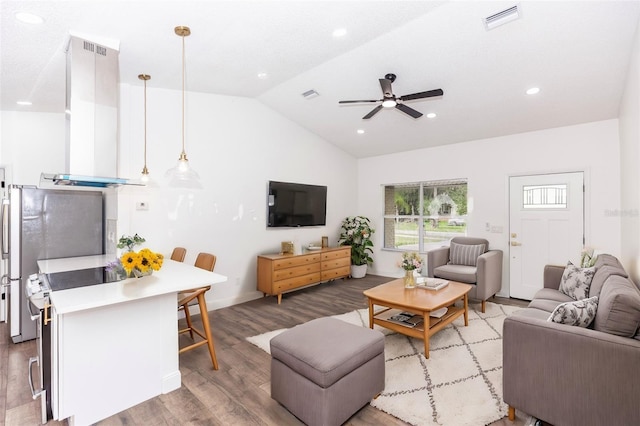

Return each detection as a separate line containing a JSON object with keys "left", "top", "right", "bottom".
{"left": 45, "top": 267, "right": 122, "bottom": 292}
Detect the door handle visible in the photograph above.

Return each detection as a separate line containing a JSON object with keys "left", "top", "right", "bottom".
{"left": 28, "top": 356, "right": 44, "bottom": 399}
{"left": 510, "top": 241, "right": 522, "bottom": 246}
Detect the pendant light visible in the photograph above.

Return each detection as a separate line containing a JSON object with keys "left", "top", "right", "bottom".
{"left": 165, "top": 25, "right": 202, "bottom": 189}
{"left": 138, "top": 74, "right": 153, "bottom": 184}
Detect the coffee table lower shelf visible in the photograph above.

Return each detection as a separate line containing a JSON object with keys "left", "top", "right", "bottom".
{"left": 372, "top": 305, "right": 465, "bottom": 336}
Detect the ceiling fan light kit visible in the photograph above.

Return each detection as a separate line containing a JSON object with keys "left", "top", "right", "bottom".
{"left": 339, "top": 73, "right": 443, "bottom": 120}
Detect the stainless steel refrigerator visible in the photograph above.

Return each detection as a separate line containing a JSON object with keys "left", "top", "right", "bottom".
{"left": 1, "top": 186, "right": 104, "bottom": 342}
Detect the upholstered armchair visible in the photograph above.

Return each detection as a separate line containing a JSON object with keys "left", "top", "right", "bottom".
{"left": 426, "top": 237, "right": 503, "bottom": 313}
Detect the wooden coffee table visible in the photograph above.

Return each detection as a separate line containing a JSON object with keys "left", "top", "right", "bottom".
{"left": 363, "top": 279, "right": 472, "bottom": 358}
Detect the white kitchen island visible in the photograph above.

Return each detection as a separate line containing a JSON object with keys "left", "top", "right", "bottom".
{"left": 38, "top": 256, "right": 227, "bottom": 426}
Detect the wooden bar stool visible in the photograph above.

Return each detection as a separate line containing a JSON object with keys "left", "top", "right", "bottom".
{"left": 171, "top": 247, "right": 187, "bottom": 262}
{"left": 178, "top": 253, "right": 218, "bottom": 370}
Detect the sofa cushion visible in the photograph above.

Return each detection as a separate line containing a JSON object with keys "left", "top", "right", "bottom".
{"left": 528, "top": 298, "right": 566, "bottom": 313}
{"left": 448, "top": 242, "right": 486, "bottom": 267}
{"left": 590, "top": 264, "right": 629, "bottom": 299}
{"left": 548, "top": 296, "right": 599, "bottom": 328}
{"left": 594, "top": 253, "right": 623, "bottom": 269}
{"left": 511, "top": 308, "right": 552, "bottom": 321}
{"left": 433, "top": 264, "right": 477, "bottom": 284}
{"left": 559, "top": 261, "right": 596, "bottom": 300}
{"left": 532, "top": 288, "right": 575, "bottom": 303}
{"left": 593, "top": 276, "right": 640, "bottom": 338}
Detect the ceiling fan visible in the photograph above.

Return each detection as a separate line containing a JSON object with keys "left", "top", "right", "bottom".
{"left": 338, "top": 73, "right": 443, "bottom": 119}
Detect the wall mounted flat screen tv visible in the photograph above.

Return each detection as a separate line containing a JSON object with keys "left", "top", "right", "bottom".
{"left": 267, "top": 180, "right": 327, "bottom": 227}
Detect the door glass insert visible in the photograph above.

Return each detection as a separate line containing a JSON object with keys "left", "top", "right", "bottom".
{"left": 522, "top": 184, "right": 567, "bottom": 209}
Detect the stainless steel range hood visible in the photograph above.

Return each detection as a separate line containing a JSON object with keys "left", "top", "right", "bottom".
{"left": 43, "top": 34, "right": 141, "bottom": 188}
{"left": 40, "top": 173, "right": 139, "bottom": 188}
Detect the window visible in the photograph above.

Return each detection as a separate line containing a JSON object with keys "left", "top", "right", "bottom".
{"left": 522, "top": 184, "right": 567, "bottom": 209}
{"left": 383, "top": 180, "right": 467, "bottom": 252}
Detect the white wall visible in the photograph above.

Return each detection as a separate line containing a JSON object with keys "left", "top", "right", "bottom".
{"left": 116, "top": 84, "right": 357, "bottom": 308}
{"left": 358, "top": 119, "right": 622, "bottom": 297}
{"left": 0, "top": 111, "right": 66, "bottom": 184}
{"left": 619, "top": 16, "right": 640, "bottom": 283}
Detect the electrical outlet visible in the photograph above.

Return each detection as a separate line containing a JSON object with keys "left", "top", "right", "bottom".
{"left": 136, "top": 201, "right": 149, "bottom": 211}
{"left": 485, "top": 222, "right": 491, "bottom": 232}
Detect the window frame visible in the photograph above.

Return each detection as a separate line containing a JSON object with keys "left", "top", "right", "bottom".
{"left": 382, "top": 179, "right": 468, "bottom": 253}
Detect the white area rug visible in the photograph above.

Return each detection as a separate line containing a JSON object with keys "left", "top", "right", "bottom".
{"left": 247, "top": 302, "right": 524, "bottom": 426}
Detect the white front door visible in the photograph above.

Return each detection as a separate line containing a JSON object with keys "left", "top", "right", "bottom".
{"left": 509, "top": 172, "right": 584, "bottom": 300}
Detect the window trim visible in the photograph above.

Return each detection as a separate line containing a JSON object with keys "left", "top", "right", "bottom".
{"left": 382, "top": 179, "right": 468, "bottom": 253}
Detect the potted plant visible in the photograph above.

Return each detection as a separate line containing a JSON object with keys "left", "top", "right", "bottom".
{"left": 338, "top": 216, "right": 375, "bottom": 278}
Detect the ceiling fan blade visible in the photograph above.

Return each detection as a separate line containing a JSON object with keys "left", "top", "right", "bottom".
{"left": 339, "top": 99, "right": 380, "bottom": 104}
{"left": 363, "top": 105, "right": 383, "bottom": 119}
{"left": 399, "top": 88, "right": 444, "bottom": 102}
{"left": 379, "top": 78, "right": 393, "bottom": 97}
{"left": 396, "top": 103, "right": 423, "bottom": 118}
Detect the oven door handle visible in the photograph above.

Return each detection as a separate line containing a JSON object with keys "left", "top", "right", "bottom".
{"left": 27, "top": 299, "right": 41, "bottom": 322}
{"left": 28, "top": 356, "right": 44, "bottom": 399}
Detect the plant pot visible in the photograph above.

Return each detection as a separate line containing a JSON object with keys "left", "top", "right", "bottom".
{"left": 351, "top": 264, "right": 367, "bottom": 279}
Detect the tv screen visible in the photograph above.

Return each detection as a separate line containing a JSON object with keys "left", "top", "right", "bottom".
{"left": 267, "top": 181, "right": 327, "bottom": 227}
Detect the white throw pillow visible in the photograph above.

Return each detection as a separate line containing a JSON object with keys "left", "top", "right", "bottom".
{"left": 559, "top": 261, "right": 596, "bottom": 300}
{"left": 548, "top": 296, "right": 599, "bottom": 327}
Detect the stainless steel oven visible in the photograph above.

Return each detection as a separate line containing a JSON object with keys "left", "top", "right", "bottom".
{"left": 26, "top": 274, "right": 51, "bottom": 424}
{"left": 26, "top": 266, "right": 122, "bottom": 424}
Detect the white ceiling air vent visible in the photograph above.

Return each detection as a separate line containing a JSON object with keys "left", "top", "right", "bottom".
{"left": 484, "top": 4, "right": 521, "bottom": 31}
{"left": 302, "top": 89, "right": 319, "bottom": 99}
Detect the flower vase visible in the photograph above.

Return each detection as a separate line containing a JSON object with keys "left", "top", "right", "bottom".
{"left": 129, "top": 268, "right": 153, "bottom": 279}
{"left": 404, "top": 270, "right": 416, "bottom": 288}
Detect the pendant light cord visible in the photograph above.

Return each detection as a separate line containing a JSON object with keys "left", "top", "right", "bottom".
{"left": 181, "top": 32, "right": 186, "bottom": 157}
{"left": 144, "top": 77, "right": 148, "bottom": 167}
{"left": 138, "top": 73, "right": 151, "bottom": 175}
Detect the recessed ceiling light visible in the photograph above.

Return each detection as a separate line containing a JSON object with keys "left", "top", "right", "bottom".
{"left": 332, "top": 28, "right": 347, "bottom": 38}
{"left": 526, "top": 87, "right": 540, "bottom": 95}
{"left": 426, "top": 113, "right": 437, "bottom": 119}
{"left": 357, "top": 129, "right": 365, "bottom": 134}
{"left": 16, "top": 101, "right": 32, "bottom": 106}
{"left": 15, "top": 12, "right": 44, "bottom": 24}
{"left": 257, "top": 72, "right": 268, "bottom": 79}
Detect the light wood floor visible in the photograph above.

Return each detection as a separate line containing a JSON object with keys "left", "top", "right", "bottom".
{"left": 1, "top": 275, "right": 536, "bottom": 425}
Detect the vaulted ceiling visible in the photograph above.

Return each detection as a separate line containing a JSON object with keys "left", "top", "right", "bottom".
{"left": 2, "top": 1, "right": 639, "bottom": 158}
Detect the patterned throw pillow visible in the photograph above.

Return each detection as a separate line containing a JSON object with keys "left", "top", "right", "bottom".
{"left": 548, "top": 296, "right": 599, "bottom": 327}
{"left": 448, "top": 242, "right": 486, "bottom": 266}
{"left": 559, "top": 261, "right": 596, "bottom": 300}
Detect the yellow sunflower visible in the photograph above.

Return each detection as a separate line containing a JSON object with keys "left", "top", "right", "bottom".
{"left": 150, "top": 252, "right": 164, "bottom": 271}
{"left": 120, "top": 251, "right": 141, "bottom": 274}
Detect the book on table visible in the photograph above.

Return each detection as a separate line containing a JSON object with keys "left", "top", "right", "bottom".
{"left": 376, "top": 309, "right": 445, "bottom": 329}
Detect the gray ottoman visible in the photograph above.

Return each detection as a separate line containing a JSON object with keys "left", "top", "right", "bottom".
{"left": 270, "top": 317, "right": 385, "bottom": 426}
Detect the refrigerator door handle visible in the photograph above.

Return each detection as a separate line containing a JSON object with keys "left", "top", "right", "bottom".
{"left": 1, "top": 198, "right": 8, "bottom": 259}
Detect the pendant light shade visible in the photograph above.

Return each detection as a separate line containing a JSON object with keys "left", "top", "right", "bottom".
{"left": 165, "top": 25, "right": 202, "bottom": 189}
{"left": 138, "top": 73, "right": 153, "bottom": 184}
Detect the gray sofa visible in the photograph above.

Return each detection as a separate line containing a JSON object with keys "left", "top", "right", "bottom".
{"left": 427, "top": 237, "right": 503, "bottom": 313}
{"left": 503, "top": 254, "right": 640, "bottom": 426}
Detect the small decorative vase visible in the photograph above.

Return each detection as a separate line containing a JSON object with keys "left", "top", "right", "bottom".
{"left": 129, "top": 268, "right": 153, "bottom": 278}
{"left": 404, "top": 270, "right": 416, "bottom": 288}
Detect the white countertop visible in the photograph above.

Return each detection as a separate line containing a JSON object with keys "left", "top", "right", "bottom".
{"left": 42, "top": 258, "right": 227, "bottom": 314}
{"left": 38, "top": 254, "right": 114, "bottom": 274}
